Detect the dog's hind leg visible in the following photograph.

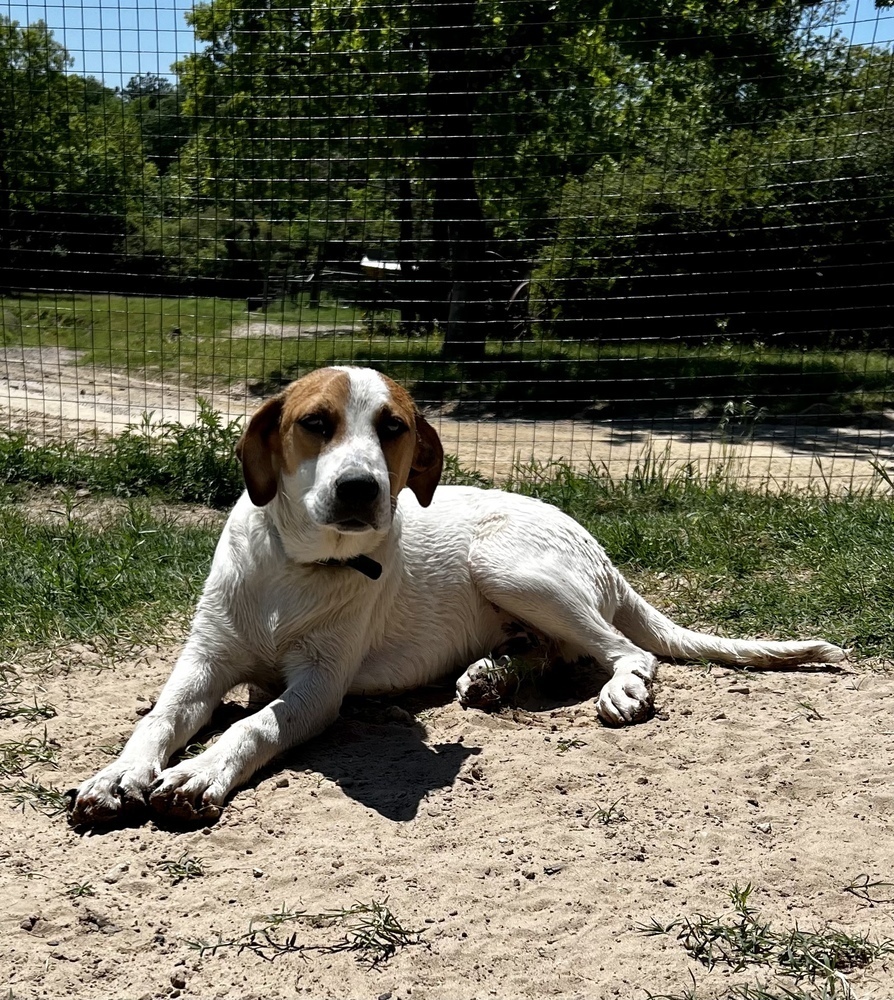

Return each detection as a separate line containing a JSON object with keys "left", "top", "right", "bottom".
{"left": 468, "top": 514, "right": 657, "bottom": 725}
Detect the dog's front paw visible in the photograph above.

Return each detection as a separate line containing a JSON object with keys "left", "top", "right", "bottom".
{"left": 67, "top": 761, "right": 158, "bottom": 827}
{"left": 596, "top": 674, "right": 654, "bottom": 726}
{"left": 148, "top": 761, "right": 228, "bottom": 822}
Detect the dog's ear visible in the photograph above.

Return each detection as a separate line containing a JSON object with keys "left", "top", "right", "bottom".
{"left": 236, "top": 395, "right": 284, "bottom": 507}
{"left": 406, "top": 411, "right": 444, "bottom": 508}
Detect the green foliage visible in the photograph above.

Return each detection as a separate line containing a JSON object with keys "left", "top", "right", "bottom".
{"left": 187, "top": 898, "right": 424, "bottom": 966}
{"left": 0, "top": 17, "right": 155, "bottom": 271}
{"left": 0, "top": 401, "right": 244, "bottom": 508}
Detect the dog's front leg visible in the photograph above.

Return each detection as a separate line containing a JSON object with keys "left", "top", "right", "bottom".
{"left": 68, "top": 640, "right": 241, "bottom": 826}
{"left": 148, "top": 652, "right": 350, "bottom": 821}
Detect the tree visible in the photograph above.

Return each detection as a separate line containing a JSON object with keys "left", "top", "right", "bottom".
{"left": 0, "top": 17, "right": 155, "bottom": 287}
{"left": 122, "top": 73, "right": 192, "bottom": 175}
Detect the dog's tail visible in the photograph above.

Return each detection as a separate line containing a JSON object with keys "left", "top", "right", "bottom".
{"left": 612, "top": 579, "right": 845, "bottom": 668}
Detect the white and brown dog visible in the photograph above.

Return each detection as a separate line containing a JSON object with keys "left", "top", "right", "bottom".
{"left": 68, "top": 366, "right": 844, "bottom": 825}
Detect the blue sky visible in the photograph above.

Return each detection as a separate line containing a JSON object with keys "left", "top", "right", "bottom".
{"left": 4, "top": 0, "right": 893, "bottom": 89}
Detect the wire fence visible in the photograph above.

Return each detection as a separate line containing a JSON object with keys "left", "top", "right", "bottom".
{"left": 1, "top": 0, "right": 893, "bottom": 487}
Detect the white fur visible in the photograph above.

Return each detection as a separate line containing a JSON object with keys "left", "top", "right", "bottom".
{"left": 68, "top": 368, "right": 845, "bottom": 825}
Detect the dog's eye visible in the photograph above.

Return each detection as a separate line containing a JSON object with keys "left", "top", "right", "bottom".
{"left": 297, "top": 414, "right": 333, "bottom": 438}
{"left": 379, "top": 416, "right": 408, "bottom": 440}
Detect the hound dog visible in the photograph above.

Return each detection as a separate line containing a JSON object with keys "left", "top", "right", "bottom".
{"left": 68, "top": 366, "right": 844, "bottom": 825}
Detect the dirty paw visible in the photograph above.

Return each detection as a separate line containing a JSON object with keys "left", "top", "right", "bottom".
{"left": 596, "top": 675, "right": 654, "bottom": 726}
{"left": 148, "top": 767, "right": 226, "bottom": 821}
{"left": 67, "top": 762, "right": 157, "bottom": 827}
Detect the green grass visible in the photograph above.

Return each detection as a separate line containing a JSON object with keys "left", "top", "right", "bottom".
{"left": 2, "top": 292, "right": 891, "bottom": 417}
{"left": 0, "top": 495, "right": 217, "bottom": 655}
{"left": 0, "top": 402, "right": 244, "bottom": 508}
{"left": 642, "top": 883, "right": 894, "bottom": 998}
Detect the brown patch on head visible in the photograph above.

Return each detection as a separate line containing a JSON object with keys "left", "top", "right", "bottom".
{"left": 375, "top": 373, "right": 444, "bottom": 508}
{"left": 278, "top": 368, "right": 351, "bottom": 475}
{"left": 236, "top": 368, "right": 350, "bottom": 507}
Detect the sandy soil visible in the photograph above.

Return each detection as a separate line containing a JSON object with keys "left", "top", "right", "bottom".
{"left": 2, "top": 644, "right": 894, "bottom": 999}
{"left": 2, "top": 347, "right": 892, "bottom": 487}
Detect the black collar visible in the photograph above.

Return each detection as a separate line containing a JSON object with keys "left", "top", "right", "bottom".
{"left": 316, "top": 554, "right": 382, "bottom": 580}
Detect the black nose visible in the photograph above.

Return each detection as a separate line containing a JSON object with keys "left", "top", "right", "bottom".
{"left": 335, "top": 474, "right": 380, "bottom": 507}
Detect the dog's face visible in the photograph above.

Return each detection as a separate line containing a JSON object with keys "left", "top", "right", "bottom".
{"left": 236, "top": 367, "right": 443, "bottom": 536}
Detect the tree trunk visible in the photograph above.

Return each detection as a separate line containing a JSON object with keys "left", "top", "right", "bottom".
{"left": 423, "top": 1, "right": 491, "bottom": 361}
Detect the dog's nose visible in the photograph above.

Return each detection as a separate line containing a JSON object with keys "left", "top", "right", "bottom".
{"left": 335, "top": 473, "right": 380, "bottom": 507}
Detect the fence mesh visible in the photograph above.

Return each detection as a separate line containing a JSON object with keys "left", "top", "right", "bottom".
{"left": 1, "top": 0, "right": 892, "bottom": 487}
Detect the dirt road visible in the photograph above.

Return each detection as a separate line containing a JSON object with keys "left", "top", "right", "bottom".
{"left": 2, "top": 346, "right": 892, "bottom": 487}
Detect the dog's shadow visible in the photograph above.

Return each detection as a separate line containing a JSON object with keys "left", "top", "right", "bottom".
{"left": 294, "top": 707, "right": 481, "bottom": 822}
{"left": 227, "top": 663, "right": 604, "bottom": 822}
{"left": 197, "top": 688, "right": 480, "bottom": 823}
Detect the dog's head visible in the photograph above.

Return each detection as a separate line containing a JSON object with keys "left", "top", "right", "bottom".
{"left": 236, "top": 367, "right": 443, "bottom": 537}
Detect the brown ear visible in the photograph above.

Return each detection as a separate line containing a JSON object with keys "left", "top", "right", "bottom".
{"left": 235, "top": 395, "right": 284, "bottom": 507}
{"left": 406, "top": 411, "right": 444, "bottom": 508}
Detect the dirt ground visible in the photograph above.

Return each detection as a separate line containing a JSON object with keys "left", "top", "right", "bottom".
{"left": 3, "top": 348, "right": 894, "bottom": 999}
{"left": 2, "top": 346, "right": 893, "bottom": 487}
{"left": 2, "top": 646, "right": 894, "bottom": 999}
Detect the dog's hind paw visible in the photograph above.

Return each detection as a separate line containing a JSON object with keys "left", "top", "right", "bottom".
{"left": 595, "top": 674, "right": 654, "bottom": 726}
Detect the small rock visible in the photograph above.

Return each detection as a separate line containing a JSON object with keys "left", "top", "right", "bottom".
{"left": 171, "top": 974, "right": 187, "bottom": 989}
{"left": 252, "top": 868, "right": 263, "bottom": 878}
{"left": 755, "top": 822, "right": 772, "bottom": 834}
{"left": 274, "top": 777, "right": 289, "bottom": 788}
{"left": 543, "top": 864, "right": 565, "bottom": 876}
{"left": 20, "top": 916, "right": 38, "bottom": 932}
{"left": 104, "top": 862, "right": 129, "bottom": 884}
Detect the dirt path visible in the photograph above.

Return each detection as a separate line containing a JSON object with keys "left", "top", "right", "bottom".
{"left": 2, "top": 347, "right": 892, "bottom": 487}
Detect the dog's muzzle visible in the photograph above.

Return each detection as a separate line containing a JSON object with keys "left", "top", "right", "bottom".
{"left": 328, "top": 472, "right": 382, "bottom": 531}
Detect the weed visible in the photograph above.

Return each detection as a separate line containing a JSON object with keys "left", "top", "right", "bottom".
{"left": 0, "top": 693, "right": 56, "bottom": 722}
{"left": 0, "top": 670, "right": 55, "bottom": 721}
{"left": 642, "top": 883, "right": 893, "bottom": 994}
{"left": 63, "top": 881, "right": 97, "bottom": 899}
{"left": 157, "top": 853, "right": 205, "bottom": 885}
{"left": 556, "top": 737, "right": 586, "bottom": 754}
{"left": 583, "top": 797, "right": 627, "bottom": 827}
{"left": 796, "top": 700, "right": 825, "bottom": 722}
{"left": 2, "top": 781, "right": 69, "bottom": 815}
{"left": 179, "top": 734, "right": 222, "bottom": 759}
{"left": 186, "top": 898, "right": 424, "bottom": 966}
{"left": 646, "top": 975, "right": 846, "bottom": 998}
{"left": 843, "top": 874, "right": 894, "bottom": 904}
{"left": 0, "top": 731, "right": 57, "bottom": 777}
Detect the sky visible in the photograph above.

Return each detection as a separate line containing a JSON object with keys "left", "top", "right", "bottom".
{"left": 4, "top": 0, "right": 893, "bottom": 90}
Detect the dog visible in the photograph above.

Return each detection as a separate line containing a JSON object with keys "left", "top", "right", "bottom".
{"left": 68, "top": 366, "right": 844, "bottom": 825}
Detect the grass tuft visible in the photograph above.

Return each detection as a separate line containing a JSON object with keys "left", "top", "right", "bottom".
{"left": 642, "top": 884, "right": 893, "bottom": 996}
{"left": 157, "top": 853, "right": 206, "bottom": 885}
{"left": 186, "top": 898, "right": 424, "bottom": 966}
